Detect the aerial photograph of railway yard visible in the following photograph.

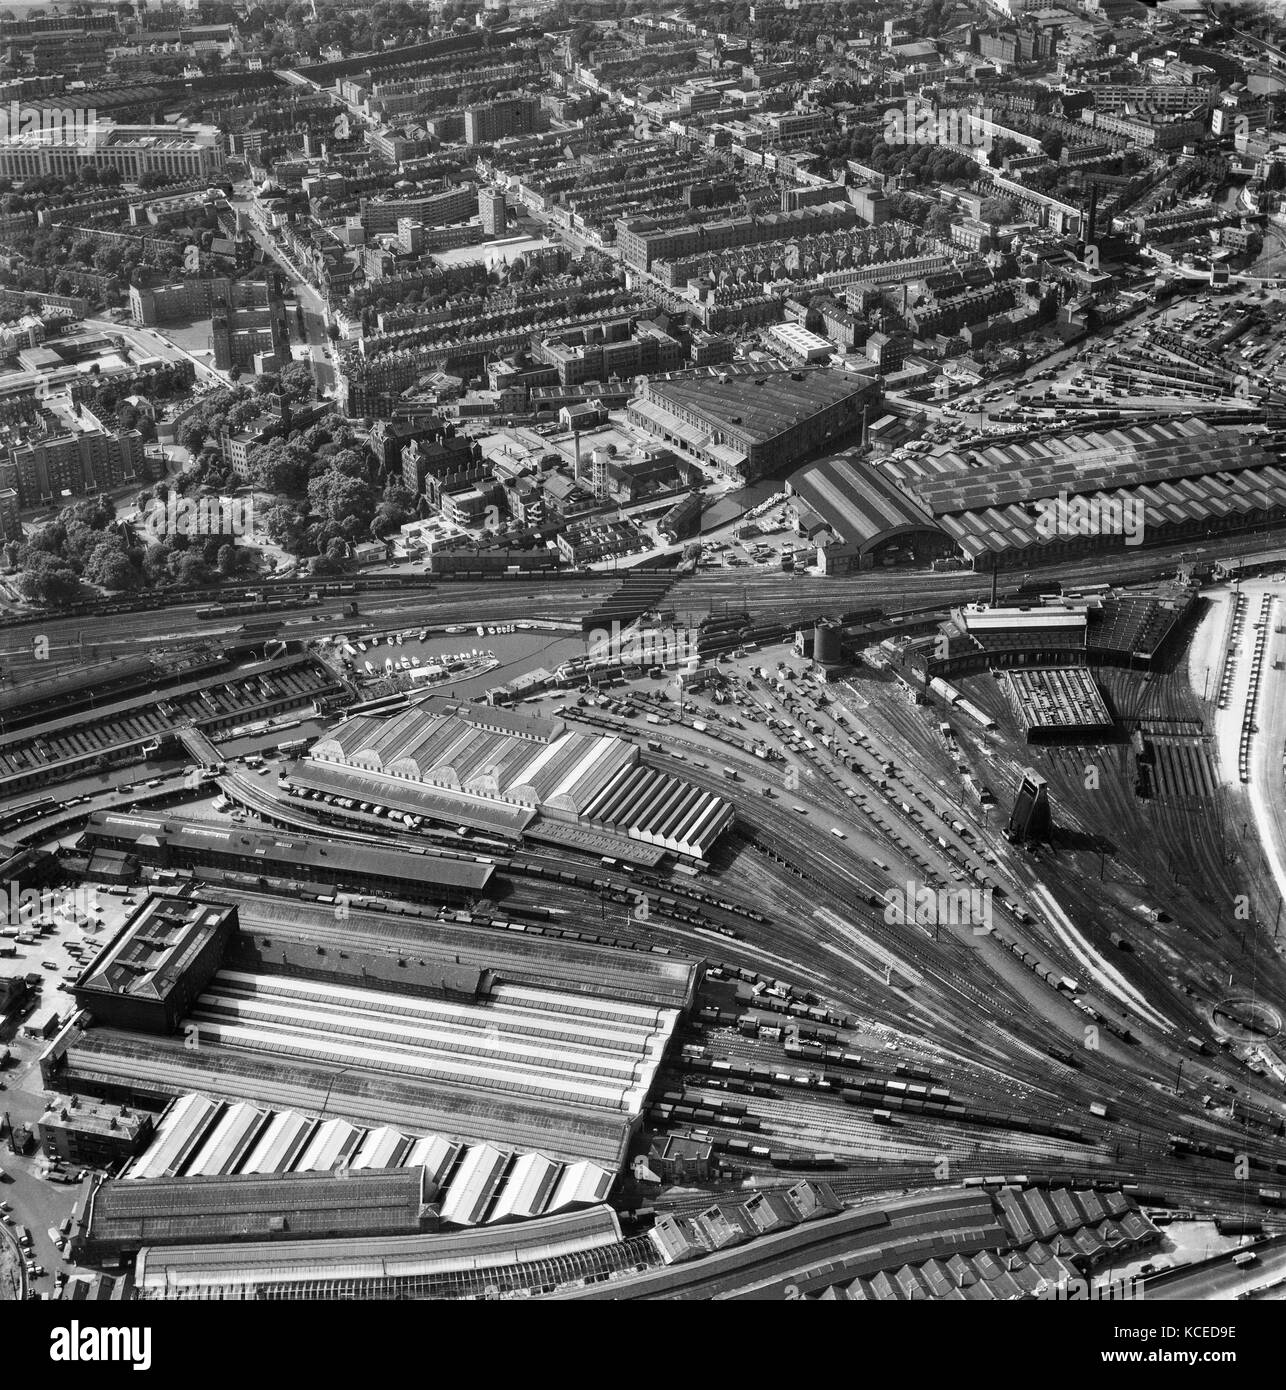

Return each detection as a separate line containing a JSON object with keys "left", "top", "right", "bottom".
{"left": 6, "top": 0, "right": 1286, "bottom": 1360}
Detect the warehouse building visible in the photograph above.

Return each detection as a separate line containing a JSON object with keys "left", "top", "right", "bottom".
{"left": 74, "top": 896, "right": 238, "bottom": 1035}
{"left": 77, "top": 1165, "right": 434, "bottom": 1259}
{"left": 787, "top": 451, "right": 955, "bottom": 572}
{"left": 133, "top": 1205, "right": 627, "bottom": 1299}
{"left": 182, "top": 968, "right": 678, "bottom": 1133}
{"left": 285, "top": 759, "right": 536, "bottom": 840}
{"left": 48, "top": 886, "right": 700, "bottom": 1176}
{"left": 884, "top": 419, "right": 1286, "bottom": 571}
{"left": 79, "top": 813, "right": 494, "bottom": 904}
{"left": 1006, "top": 668, "right": 1113, "bottom": 741}
{"left": 52, "top": 961, "right": 687, "bottom": 1170}
{"left": 927, "top": 585, "right": 1198, "bottom": 678}
{"left": 628, "top": 367, "right": 879, "bottom": 483}
{"left": 311, "top": 699, "right": 734, "bottom": 860}
{"left": 122, "top": 1093, "right": 226, "bottom": 1181}
{"left": 0, "top": 651, "right": 341, "bottom": 796}
{"left": 230, "top": 889, "right": 701, "bottom": 1012}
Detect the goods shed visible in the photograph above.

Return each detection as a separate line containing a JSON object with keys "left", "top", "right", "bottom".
{"left": 788, "top": 453, "right": 951, "bottom": 573}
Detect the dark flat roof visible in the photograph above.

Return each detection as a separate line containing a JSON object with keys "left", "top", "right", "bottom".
{"left": 83, "top": 1166, "right": 427, "bottom": 1248}
{"left": 647, "top": 369, "right": 875, "bottom": 446}
{"left": 84, "top": 812, "right": 495, "bottom": 892}
{"left": 79, "top": 895, "right": 234, "bottom": 1003}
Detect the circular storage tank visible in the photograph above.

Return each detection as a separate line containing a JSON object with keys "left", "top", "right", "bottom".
{"left": 814, "top": 620, "right": 844, "bottom": 667}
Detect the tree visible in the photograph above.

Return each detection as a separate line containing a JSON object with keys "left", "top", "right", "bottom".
{"left": 261, "top": 499, "right": 311, "bottom": 553}
{"left": 926, "top": 206, "right": 954, "bottom": 239}
{"left": 1041, "top": 132, "right": 1064, "bottom": 163}
{"left": 979, "top": 196, "right": 1017, "bottom": 227}
{"left": 279, "top": 359, "right": 315, "bottom": 399}
{"left": 18, "top": 552, "right": 80, "bottom": 605}
{"left": 169, "top": 551, "right": 211, "bottom": 586}
{"left": 181, "top": 422, "right": 208, "bottom": 454}
{"left": 141, "top": 542, "right": 172, "bottom": 585}
{"left": 251, "top": 439, "right": 309, "bottom": 495}
{"left": 84, "top": 542, "right": 139, "bottom": 591}
{"left": 309, "top": 470, "right": 374, "bottom": 534}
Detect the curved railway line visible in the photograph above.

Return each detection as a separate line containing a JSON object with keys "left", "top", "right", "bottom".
{"left": 20, "top": 544, "right": 1286, "bottom": 1230}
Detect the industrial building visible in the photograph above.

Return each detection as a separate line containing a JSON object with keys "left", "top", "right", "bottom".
{"left": 47, "top": 889, "right": 698, "bottom": 1172}
{"left": 628, "top": 367, "right": 879, "bottom": 483}
{"left": 926, "top": 584, "right": 1199, "bottom": 679}
{"left": 79, "top": 814, "right": 494, "bottom": 903}
{"left": 77, "top": 1165, "right": 435, "bottom": 1259}
{"left": 0, "top": 650, "right": 342, "bottom": 797}
{"left": 284, "top": 758, "right": 537, "bottom": 839}
{"left": 960, "top": 605, "right": 1088, "bottom": 661}
{"left": 310, "top": 697, "right": 734, "bottom": 860}
{"left": 1005, "top": 668, "right": 1113, "bottom": 741}
{"left": 74, "top": 896, "right": 239, "bottom": 1035}
{"left": 182, "top": 967, "right": 677, "bottom": 1122}
{"left": 0, "top": 121, "right": 225, "bottom": 182}
{"left": 787, "top": 451, "right": 955, "bottom": 572}
{"left": 132, "top": 1204, "right": 627, "bottom": 1299}
{"left": 884, "top": 419, "right": 1286, "bottom": 571}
